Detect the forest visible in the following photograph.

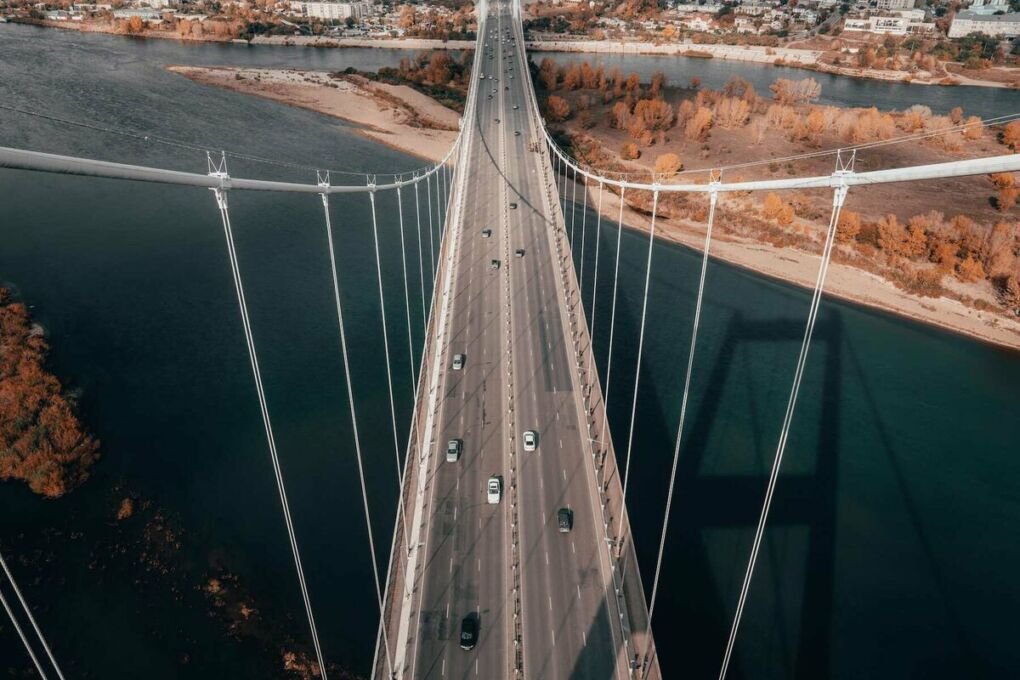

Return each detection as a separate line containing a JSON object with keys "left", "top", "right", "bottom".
{"left": 0, "top": 289, "right": 98, "bottom": 497}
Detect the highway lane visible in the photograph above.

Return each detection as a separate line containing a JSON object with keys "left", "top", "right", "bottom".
{"left": 497, "top": 13, "right": 625, "bottom": 680}
{"left": 408, "top": 3, "right": 633, "bottom": 677}
{"left": 411, "top": 5, "right": 512, "bottom": 679}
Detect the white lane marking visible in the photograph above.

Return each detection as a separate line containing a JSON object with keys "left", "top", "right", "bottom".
{"left": 559, "top": 439, "right": 563, "bottom": 449}
{"left": 577, "top": 585, "right": 582, "bottom": 601}
{"left": 545, "top": 550, "right": 549, "bottom": 565}
{"left": 571, "top": 541, "right": 576, "bottom": 555}
{"left": 562, "top": 469, "right": 567, "bottom": 481}
{"left": 475, "top": 658, "right": 479, "bottom": 675}
{"left": 446, "top": 602, "right": 450, "bottom": 618}
{"left": 454, "top": 506, "right": 458, "bottom": 522}
{"left": 548, "top": 595, "right": 553, "bottom": 611}
{"left": 449, "top": 557, "right": 453, "bottom": 574}
{"left": 442, "top": 657, "right": 446, "bottom": 676}
{"left": 477, "top": 558, "right": 481, "bottom": 572}
{"left": 582, "top": 631, "right": 587, "bottom": 647}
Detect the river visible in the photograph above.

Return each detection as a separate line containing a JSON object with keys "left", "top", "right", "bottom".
{"left": 530, "top": 51, "right": 1020, "bottom": 119}
{"left": 1, "top": 23, "right": 1018, "bottom": 679}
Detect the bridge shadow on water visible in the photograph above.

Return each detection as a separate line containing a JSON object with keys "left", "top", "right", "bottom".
{"left": 588, "top": 264, "right": 847, "bottom": 680}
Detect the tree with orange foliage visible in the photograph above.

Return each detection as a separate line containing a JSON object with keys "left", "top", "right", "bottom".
{"left": 538, "top": 58, "right": 558, "bottom": 91}
{"left": 0, "top": 289, "right": 99, "bottom": 497}
{"left": 545, "top": 95, "right": 571, "bottom": 122}
{"left": 684, "top": 106, "right": 713, "bottom": 141}
{"left": 633, "top": 99, "right": 674, "bottom": 131}
{"left": 957, "top": 256, "right": 986, "bottom": 282}
{"left": 836, "top": 211, "right": 861, "bottom": 243}
{"left": 715, "top": 97, "right": 750, "bottom": 129}
{"left": 769, "top": 77, "right": 821, "bottom": 105}
{"left": 610, "top": 101, "right": 631, "bottom": 129}
{"left": 620, "top": 142, "right": 640, "bottom": 160}
{"left": 762, "top": 193, "right": 782, "bottom": 219}
{"left": 654, "top": 153, "right": 683, "bottom": 179}
{"left": 990, "top": 173, "right": 1018, "bottom": 211}
{"left": 962, "top": 116, "right": 984, "bottom": 141}
{"left": 1001, "top": 120, "right": 1020, "bottom": 151}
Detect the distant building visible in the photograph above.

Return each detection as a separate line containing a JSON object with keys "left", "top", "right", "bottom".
{"left": 948, "top": 10, "right": 1020, "bottom": 37}
{"left": 844, "top": 13, "right": 935, "bottom": 34}
{"left": 302, "top": 1, "right": 372, "bottom": 21}
{"left": 876, "top": 0, "right": 914, "bottom": 10}
{"left": 964, "top": 0, "right": 1010, "bottom": 16}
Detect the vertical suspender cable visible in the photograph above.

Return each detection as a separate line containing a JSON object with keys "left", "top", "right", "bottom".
{"left": 212, "top": 187, "right": 328, "bottom": 680}
{"left": 0, "top": 585, "right": 48, "bottom": 680}
{"left": 426, "top": 171, "right": 437, "bottom": 291}
{"left": 620, "top": 189, "right": 659, "bottom": 508}
{"left": 642, "top": 188, "right": 720, "bottom": 677}
{"left": 717, "top": 183, "right": 849, "bottom": 680}
{"left": 599, "top": 186, "right": 626, "bottom": 448}
{"left": 0, "top": 553, "right": 65, "bottom": 680}
{"left": 578, "top": 174, "right": 589, "bottom": 312}
{"left": 569, "top": 164, "right": 578, "bottom": 257}
{"left": 396, "top": 185, "right": 417, "bottom": 390}
{"left": 367, "top": 188, "right": 411, "bottom": 541}
{"left": 585, "top": 181, "right": 604, "bottom": 382}
{"left": 560, "top": 152, "right": 569, "bottom": 220}
{"left": 319, "top": 192, "right": 393, "bottom": 678}
{"left": 437, "top": 163, "right": 447, "bottom": 237}
{"left": 413, "top": 175, "right": 428, "bottom": 336}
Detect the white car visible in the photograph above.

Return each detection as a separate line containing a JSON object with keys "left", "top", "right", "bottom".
{"left": 452, "top": 353, "right": 465, "bottom": 370}
{"left": 523, "top": 430, "right": 537, "bottom": 452}
{"left": 486, "top": 476, "right": 502, "bottom": 504}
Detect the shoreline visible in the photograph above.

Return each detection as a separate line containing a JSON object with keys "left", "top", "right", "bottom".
{"left": 172, "top": 64, "right": 1020, "bottom": 351}
{"left": 589, "top": 186, "right": 1020, "bottom": 352}
{"left": 9, "top": 20, "right": 1016, "bottom": 90}
{"left": 167, "top": 65, "right": 458, "bottom": 164}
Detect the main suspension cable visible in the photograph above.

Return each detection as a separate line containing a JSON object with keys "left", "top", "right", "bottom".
{"left": 212, "top": 187, "right": 328, "bottom": 679}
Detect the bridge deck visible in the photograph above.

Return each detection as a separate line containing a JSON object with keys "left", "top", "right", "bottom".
{"left": 377, "top": 3, "right": 660, "bottom": 678}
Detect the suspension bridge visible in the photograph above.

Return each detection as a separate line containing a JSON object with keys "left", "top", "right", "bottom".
{"left": 1, "top": 0, "right": 1018, "bottom": 678}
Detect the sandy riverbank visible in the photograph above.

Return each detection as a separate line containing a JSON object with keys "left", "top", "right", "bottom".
{"left": 168, "top": 66, "right": 458, "bottom": 163}
{"left": 585, "top": 185, "right": 1020, "bottom": 351}
{"left": 171, "top": 65, "right": 1020, "bottom": 349}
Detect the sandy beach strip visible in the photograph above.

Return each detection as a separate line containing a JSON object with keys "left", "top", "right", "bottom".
{"left": 168, "top": 65, "right": 459, "bottom": 164}
{"left": 170, "top": 64, "right": 1020, "bottom": 350}
{"left": 593, "top": 186, "right": 1020, "bottom": 351}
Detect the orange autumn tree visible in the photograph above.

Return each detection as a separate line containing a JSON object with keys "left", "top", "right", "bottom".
{"left": 545, "top": 96, "right": 571, "bottom": 122}
{"left": 0, "top": 289, "right": 99, "bottom": 497}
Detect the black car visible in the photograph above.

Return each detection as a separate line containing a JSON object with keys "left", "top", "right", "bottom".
{"left": 557, "top": 507, "right": 573, "bottom": 533}
{"left": 460, "top": 614, "right": 479, "bottom": 650}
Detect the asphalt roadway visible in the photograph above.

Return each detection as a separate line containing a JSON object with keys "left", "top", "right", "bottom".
{"left": 410, "top": 4, "right": 628, "bottom": 678}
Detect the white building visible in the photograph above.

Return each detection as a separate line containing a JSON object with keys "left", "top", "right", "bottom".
{"left": 844, "top": 13, "right": 934, "bottom": 34}
{"left": 876, "top": 0, "right": 914, "bottom": 10}
{"left": 948, "top": 10, "right": 1020, "bottom": 37}
{"left": 965, "top": 0, "right": 1010, "bottom": 15}
{"left": 302, "top": 1, "right": 372, "bottom": 21}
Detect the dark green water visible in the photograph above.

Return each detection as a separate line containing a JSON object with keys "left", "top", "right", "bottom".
{"left": 1, "top": 23, "right": 1018, "bottom": 679}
